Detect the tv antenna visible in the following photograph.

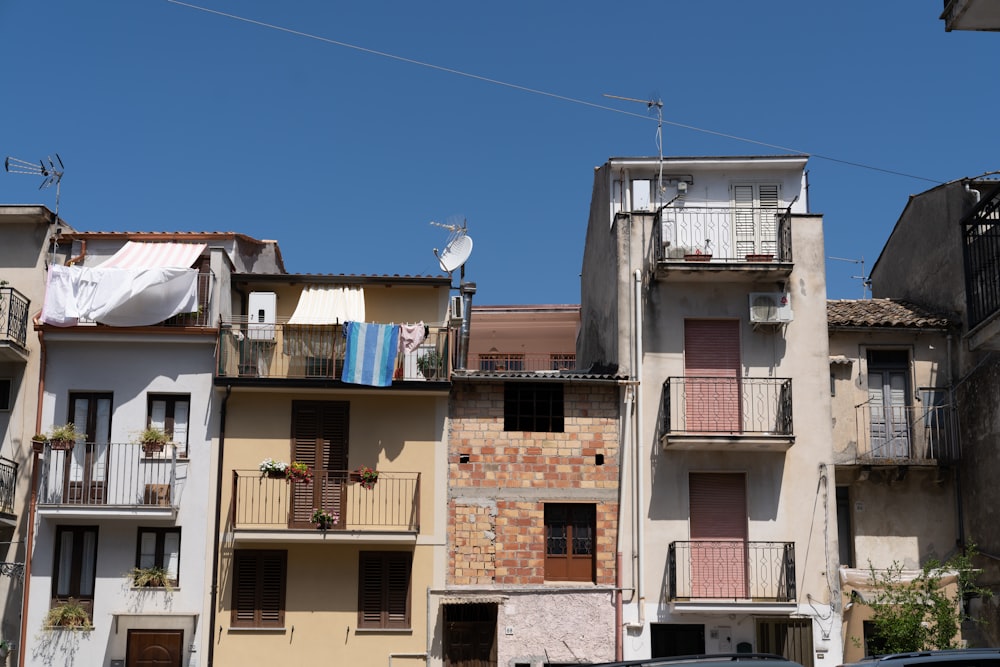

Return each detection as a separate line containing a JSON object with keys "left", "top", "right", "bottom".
{"left": 829, "top": 255, "right": 871, "bottom": 299}
{"left": 604, "top": 93, "right": 665, "bottom": 197}
{"left": 430, "top": 216, "right": 473, "bottom": 281}
{"left": 5, "top": 154, "right": 65, "bottom": 217}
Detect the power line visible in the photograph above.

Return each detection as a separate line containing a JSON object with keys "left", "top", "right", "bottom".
{"left": 165, "top": 0, "right": 944, "bottom": 185}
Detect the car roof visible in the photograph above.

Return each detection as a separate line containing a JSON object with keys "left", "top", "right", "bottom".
{"left": 841, "top": 649, "right": 1000, "bottom": 667}
{"left": 590, "top": 653, "right": 805, "bottom": 667}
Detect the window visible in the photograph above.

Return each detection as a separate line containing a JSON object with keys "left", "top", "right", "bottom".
{"left": 232, "top": 549, "right": 286, "bottom": 628}
{"left": 544, "top": 504, "right": 595, "bottom": 582}
{"left": 53, "top": 526, "right": 98, "bottom": 611}
{"left": 504, "top": 383, "right": 564, "bottom": 432}
{"left": 732, "top": 183, "right": 780, "bottom": 257}
{"left": 358, "top": 551, "right": 412, "bottom": 629}
{"left": 147, "top": 394, "right": 190, "bottom": 457}
{"left": 0, "top": 378, "right": 10, "bottom": 411}
{"left": 136, "top": 527, "right": 181, "bottom": 586}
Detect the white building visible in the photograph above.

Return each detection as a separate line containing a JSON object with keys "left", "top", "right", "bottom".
{"left": 578, "top": 156, "right": 841, "bottom": 665}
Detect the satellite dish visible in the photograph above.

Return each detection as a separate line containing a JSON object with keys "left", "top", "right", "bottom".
{"left": 431, "top": 218, "right": 474, "bottom": 275}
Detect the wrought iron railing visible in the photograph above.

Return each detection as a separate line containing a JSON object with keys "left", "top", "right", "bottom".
{"left": 38, "top": 442, "right": 179, "bottom": 508}
{"left": 855, "top": 399, "right": 958, "bottom": 463}
{"left": 668, "top": 540, "right": 796, "bottom": 602}
{"left": 163, "top": 272, "right": 214, "bottom": 327}
{"left": 217, "top": 321, "right": 451, "bottom": 381}
{"left": 468, "top": 352, "right": 576, "bottom": 372}
{"left": 231, "top": 469, "right": 420, "bottom": 532}
{"left": 661, "top": 377, "right": 793, "bottom": 436}
{"left": 963, "top": 183, "right": 1000, "bottom": 329}
{"left": 0, "top": 457, "right": 18, "bottom": 517}
{"left": 0, "top": 287, "right": 30, "bottom": 350}
{"left": 656, "top": 207, "right": 793, "bottom": 263}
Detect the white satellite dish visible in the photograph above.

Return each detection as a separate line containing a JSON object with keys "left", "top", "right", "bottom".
{"left": 431, "top": 218, "right": 474, "bottom": 275}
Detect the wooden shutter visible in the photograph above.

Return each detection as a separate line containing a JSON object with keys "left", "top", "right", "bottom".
{"left": 290, "top": 401, "right": 349, "bottom": 527}
{"left": 684, "top": 320, "right": 741, "bottom": 432}
{"left": 232, "top": 550, "right": 286, "bottom": 628}
{"left": 689, "top": 473, "right": 748, "bottom": 598}
{"left": 358, "top": 552, "right": 412, "bottom": 629}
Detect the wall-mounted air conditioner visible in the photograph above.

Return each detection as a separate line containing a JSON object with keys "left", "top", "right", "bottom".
{"left": 450, "top": 295, "right": 464, "bottom": 324}
{"left": 749, "top": 292, "right": 793, "bottom": 324}
{"left": 248, "top": 291, "right": 276, "bottom": 340}
{"left": 632, "top": 179, "right": 652, "bottom": 212}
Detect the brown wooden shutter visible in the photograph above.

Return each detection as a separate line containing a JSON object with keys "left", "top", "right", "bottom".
{"left": 358, "top": 552, "right": 412, "bottom": 629}
{"left": 290, "top": 401, "right": 349, "bottom": 527}
{"left": 385, "top": 553, "right": 412, "bottom": 629}
{"left": 231, "top": 550, "right": 286, "bottom": 628}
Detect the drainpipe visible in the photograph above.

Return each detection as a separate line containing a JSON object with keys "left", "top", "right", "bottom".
{"left": 616, "top": 380, "right": 633, "bottom": 644}
{"left": 946, "top": 333, "right": 966, "bottom": 549}
{"left": 615, "top": 551, "right": 623, "bottom": 660}
{"left": 455, "top": 282, "right": 476, "bottom": 371}
{"left": 632, "top": 269, "right": 645, "bottom": 628}
{"left": 19, "top": 325, "right": 46, "bottom": 667}
{"left": 207, "top": 384, "right": 232, "bottom": 667}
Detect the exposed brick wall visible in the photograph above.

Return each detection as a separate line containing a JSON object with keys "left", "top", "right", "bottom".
{"left": 448, "top": 381, "right": 620, "bottom": 586}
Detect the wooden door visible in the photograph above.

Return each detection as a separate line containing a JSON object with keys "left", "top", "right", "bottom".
{"left": 127, "top": 629, "right": 183, "bottom": 667}
{"left": 867, "top": 353, "right": 910, "bottom": 459}
{"left": 444, "top": 603, "right": 497, "bottom": 667}
{"left": 289, "top": 401, "right": 349, "bottom": 528}
{"left": 65, "top": 393, "right": 112, "bottom": 504}
{"left": 684, "top": 320, "right": 741, "bottom": 433}
{"left": 689, "top": 472, "right": 748, "bottom": 599}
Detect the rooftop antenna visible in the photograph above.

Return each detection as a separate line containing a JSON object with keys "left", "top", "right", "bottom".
{"left": 829, "top": 256, "right": 872, "bottom": 299}
{"left": 4, "top": 154, "right": 65, "bottom": 218}
{"left": 604, "top": 93, "right": 665, "bottom": 197}
{"left": 430, "top": 216, "right": 474, "bottom": 283}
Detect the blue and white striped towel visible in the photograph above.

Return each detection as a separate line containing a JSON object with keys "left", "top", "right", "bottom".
{"left": 342, "top": 322, "right": 400, "bottom": 387}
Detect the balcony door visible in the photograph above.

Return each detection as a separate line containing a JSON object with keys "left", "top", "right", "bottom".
{"left": 289, "top": 401, "right": 349, "bottom": 528}
{"left": 684, "top": 320, "right": 741, "bottom": 433}
{"left": 867, "top": 350, "right": 910, "bottom": 458}
{"left": 65, "top": 392, "right": 112, "bottom": 504}
{"left": 689, "top": 472, "right": 748, "bottom": 599}
{"left": 733, "top": 183, "right": 780, "bottom": 257}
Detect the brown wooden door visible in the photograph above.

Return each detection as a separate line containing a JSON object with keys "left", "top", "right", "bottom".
{"left": 127, "top": 629, "right": 183, "bottom": 667}
{"left": 65, "top": 393, "right": 112, "bottom": 504}
{"left": 689, "top": 472, "right": 748, "bottom": 599}
{"left": 289, "top": 401, "right": 349, "bottom": 528}
{"left": 444, "top": 603, "right": 497, "bottom": 667}
{"left": 684, "top": 320, "right": 741, "bottom": 433}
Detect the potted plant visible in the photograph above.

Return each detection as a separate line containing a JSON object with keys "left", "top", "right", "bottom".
{"left": 258, "top": 458, "right": 288, "bottom": 479}
{"left": 684, "top": 240, "right": 713, "bottom": 262}
{"left": 30, "top": 434, "right": 47, "bottom": 453}
{"left": 417, "top": 349, "right": 443, "bottom": 380}
{"left": 138, "top": 426, "right": 170, "bottom": 454}
{"left": 0, "top": 638, "right": 12, "bottom": 659}
{"left": 44, "top": 598, "right": 92, "bottom": 630}
{"left": 47, "top": 424, "right": 83, "bottom": 451}
{"left": 745, "top": 253, "right": 774, "bottom": 262}
{"left": 311, "top": 507, "right": 339, "bottom": 530}
{"left": 128, "top": 565, "right": 174, "bottom": 591}
{"left": 285, "top": 461, "right": 313, "bottom": 484}
{"left": 355, "top": 465, "right": 379, "bottom": 490}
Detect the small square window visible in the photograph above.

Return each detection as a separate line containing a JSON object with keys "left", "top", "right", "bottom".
{"left": 147, "top": 394, "right": 190, "bottom": 457}
{"left": 504, "top": 383, "right": 564, "bottom": 432}
{"left": 136, "top": 527, "right": 181, "bottom": 586}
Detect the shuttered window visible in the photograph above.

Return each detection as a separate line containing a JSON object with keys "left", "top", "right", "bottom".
{"left": 290, "top": 401, "right": 349, "bottom": 528}
{"left": 358, "top": 551, "right": 412, "bottom": 629}
{"left": 733, "top": 183, "right": 781, "bottom": 257}
{"left": 232, "top": 550, "right": 286, "bottom": 628}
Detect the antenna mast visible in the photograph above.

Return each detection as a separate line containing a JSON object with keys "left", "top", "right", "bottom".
{"left": 829, "top": 256, "right": 872, "bottom": 299}
{"left": 4, "top": 154, "right": 65, "bottom": 218}
{"left": 604, "top": 93, "right": 665, "bottom": 196}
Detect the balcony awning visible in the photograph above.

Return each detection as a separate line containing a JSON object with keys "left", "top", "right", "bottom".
{"left": 287, "top": 285, "right": 365, "bottom": 325}
{"left": 41, "top": 242, "right": 206, "bottom": 327}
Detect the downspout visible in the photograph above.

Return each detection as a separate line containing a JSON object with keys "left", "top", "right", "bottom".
{"left": 632, "top": 269, "right": 645, "bottom": 628}
{"left": 616, "top": 381, "right": 633, "bottom": 646}
{"left": 947, "top": 333, "right": 966, "bottom": 548}
{"left": 19, "top": 326, "right": 46, "bottom": 667}
{"left": 615, "top": 551, "right": 623, "bottom": 660}
{"left": 207, "top": 384, "right": 232, "bottom": 667}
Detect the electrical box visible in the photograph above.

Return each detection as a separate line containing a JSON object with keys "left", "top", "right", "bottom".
{"left": 450, "top": 295, "right": 464, "bottom": 324}
{"left": 248, "top": 291, "right": 276, "bottom": 340}
{"left": 632, "top": 179, "right": 651, "bottom": 211}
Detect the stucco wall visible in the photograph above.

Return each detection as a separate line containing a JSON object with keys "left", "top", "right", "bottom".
{"left": 496, "top": 591, "right": 615, "bottom": 666}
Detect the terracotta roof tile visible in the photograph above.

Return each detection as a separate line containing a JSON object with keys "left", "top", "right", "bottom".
{"left": 827, "top": 299, "right": 955, "bottom": 329}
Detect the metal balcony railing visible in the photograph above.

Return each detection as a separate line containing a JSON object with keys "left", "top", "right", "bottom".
{"left": 662, "top": 377, "right": 793, "bottom": 436}
{"left": 38, "top": 442, "right": 179, "bottom": 508}
{"left": 217, "top": 321, "right": 451, "bottom": 382}
{"left": 656, "top": 207, "right": 793, "bottom": 263}
{"left": 855, "top": 399, "right": 958, "bottom": 463}
{"left": 163, "top": 272, "right": 214, "bottom": 327}
{"left": 231, "top": 470, "right": 420, "bottom": 532}
{"left": 468, "top": 352, "right": 576, "bottom": 372}
{"left": 668, "top": 540, "right": 796, "bottom": 602}
{"left": 0, "top": 287, "right": 30, "bottom": 349}
{"left": 0, "top": 457, "right": 18, "bottom": 517}
{"left": 963, "top": 183, "right": 1000, "bottom": 329}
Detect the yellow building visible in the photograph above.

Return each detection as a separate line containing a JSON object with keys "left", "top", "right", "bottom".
{"left": 210, "top": 273, "right": 455, "bottom": 667}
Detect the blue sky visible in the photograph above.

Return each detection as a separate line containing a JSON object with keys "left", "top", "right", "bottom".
{"left": 1, "top": 1, "right": 997, "bottom": 305}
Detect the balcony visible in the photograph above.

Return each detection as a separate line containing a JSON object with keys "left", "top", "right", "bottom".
{"left": 0, "top": 457, "right": 18, "bottom": 525}
{"left": 0, "top": 286, "right": 30, "bottom": 361}
{"left": 855, "top": 399, "right": 958, "bottom": 465}
{"left": 230, "top": 470, "right": 420, "bottom": 543}
{"left": 660, "top": 377, "right": 794, "bottom": 451}
{"left": 467, "top": 352, "right": 576, "bottom": 373}
{"left": 37, "top": 442, "right": 180, "bottom": 519}
{"left": 216, "top": 321, "right": 451, "bottom": 383}
{"left": 963, "top": 183, "right": 1000, "bottom": 348}
{"left": 655, "top": 207, "right": 793, "bottom": 282}
{"left": 668, "top": 541, "right": 796, "bottom": 612}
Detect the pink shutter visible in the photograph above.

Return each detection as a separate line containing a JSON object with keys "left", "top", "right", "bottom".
{"left": 684, "top": 320, "right": 741, "bottom": 432}
{"left": 689, "top": 472, "right": 748, "bottom": 598}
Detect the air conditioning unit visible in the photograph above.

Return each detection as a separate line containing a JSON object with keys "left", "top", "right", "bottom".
{"left": 749, "top": 292, "right": 793, "bottom": 324}
{"left": 449, "top": 295, "right": 464, "bottom": 324}
{"left": 247, "top": 291, "right": 276, "bottom": 340}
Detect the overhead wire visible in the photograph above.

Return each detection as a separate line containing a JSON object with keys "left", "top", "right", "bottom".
{"left": 165, "top": 0, "right": 943, "bottom": 185}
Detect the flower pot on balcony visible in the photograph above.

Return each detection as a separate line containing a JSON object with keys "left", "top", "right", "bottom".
{"left": 142, "top": 442, "right": 165, "bottom": 455}
{"left": 684, "top": 254, "right": 712, "bottom": 262}
{"left": 31, "top": 436, "right": 47, "bottom": 453}
{"left": 49, "top": 439, "right": 74, "bottom": 451}
{"left": 745, "top": 254, "right": 774, "bottom": 262}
